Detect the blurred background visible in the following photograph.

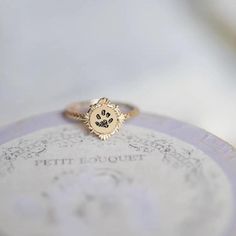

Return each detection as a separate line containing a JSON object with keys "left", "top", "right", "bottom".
{"left": 0, "top": 0, "right": 236, "bottom": 146}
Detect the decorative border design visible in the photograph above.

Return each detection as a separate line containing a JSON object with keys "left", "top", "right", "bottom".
{"left": 83, "top": 98, "right": 126, "bottom": 140}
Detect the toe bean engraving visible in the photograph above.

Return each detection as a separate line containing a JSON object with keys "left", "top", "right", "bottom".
{"left": 95, "top": 110, "right": 114, "bottom": 128}
{"left": 96, "top": 114, "right": 101, "bottom": 119}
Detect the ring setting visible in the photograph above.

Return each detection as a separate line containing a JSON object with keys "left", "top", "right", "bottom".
{"left": 65, "top": 97, "right": 139, "bottom": 140}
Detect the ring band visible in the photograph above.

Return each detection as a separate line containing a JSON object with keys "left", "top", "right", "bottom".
{"left": 64, "top": 97, "right": 139, "bottom": 140}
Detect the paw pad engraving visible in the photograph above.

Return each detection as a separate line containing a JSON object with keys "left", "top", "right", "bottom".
{"left": 95, "top": 109, "right": 113, "bottom": 128}
{"left": 85, "top": 97, "right": 125, "bottom": 140}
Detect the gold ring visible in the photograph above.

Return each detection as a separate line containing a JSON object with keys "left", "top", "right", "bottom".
{"left": 64, "top": 97, "right": 140, "bottom": 140}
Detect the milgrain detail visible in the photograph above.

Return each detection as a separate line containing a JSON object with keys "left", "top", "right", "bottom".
{"left": 84, "top": 97, "right": 126, "bottom": 140}
{"left": 64, "top": 97, "right": 139, "bottom": 140}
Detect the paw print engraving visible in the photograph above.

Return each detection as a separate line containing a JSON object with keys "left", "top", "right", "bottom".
{"left": 95, "top": 109, "right": 114, "bottom": 128}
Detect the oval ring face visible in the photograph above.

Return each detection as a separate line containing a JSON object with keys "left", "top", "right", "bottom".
{"left": 89, "top": 105, "right": 119, "bottom": 135}
{"left": 84, "top": 98, "right": 125, "bottom": 140}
